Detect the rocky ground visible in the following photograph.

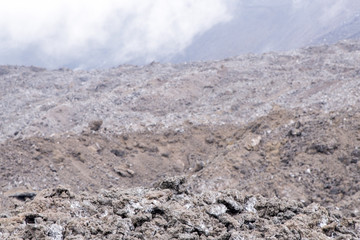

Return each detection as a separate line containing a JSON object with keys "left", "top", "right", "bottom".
{"left": 0, "top": 40, "right": 360, "bottom": 239}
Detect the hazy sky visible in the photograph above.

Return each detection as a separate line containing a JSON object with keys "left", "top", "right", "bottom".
{"left": 0, "top": 0, "right": 359, "bottom": 69}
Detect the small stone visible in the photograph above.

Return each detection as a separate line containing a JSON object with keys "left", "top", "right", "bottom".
{"left": 193, "top": 161, "right": 205, "bottom": 172}
{"left": 205, "top": 137, "right": 215, "bottom": 144}
{"left": 350, "top": 158, "right": 358, "bottom": 164}
{"left": 154, "top": 176, "right": 186, "bottom": 193}
{"left": 351, "top": 149, "right": 360, "bottom": 157}
{"left": 89, "top": 120, "right": 103, "bottom": 131}
{"left": 288, "top": 128, "right": 302, "bottom": 137}
{"left": 219, "top": 196, "right": 243, "bottom": 213}
{"left": 206, "top": 204, "right": 227, "bottom": 217}
{"left": 114, "top": 166, "right": 135, "bottom": 177}
{"left": 126, "top": 169, "right": 135, "bottom": 176}
{"left": 111, "top": 149, "right": 126, "bottom": 157}
{"left": 244, "top": 135, "right": 262, "bottom": 151}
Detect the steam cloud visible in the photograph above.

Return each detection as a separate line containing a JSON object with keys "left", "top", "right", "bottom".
{"left": 0, "top": 0, "right": 233, "bottom": 69}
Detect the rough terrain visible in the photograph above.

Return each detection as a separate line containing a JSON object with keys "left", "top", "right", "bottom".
{"left": 1, "top": 40, "right": 360, "bottom": 239}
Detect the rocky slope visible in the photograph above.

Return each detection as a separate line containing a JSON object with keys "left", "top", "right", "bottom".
{"left": 1, "top": 181, "right": 359, "bottom": 239}
{"left": 1, "top": 40, "right": 360, "bottom": 239}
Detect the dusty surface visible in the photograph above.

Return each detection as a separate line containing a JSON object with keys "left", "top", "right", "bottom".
{"left": 1, "top": 40, "right": 360, "bottom": 239}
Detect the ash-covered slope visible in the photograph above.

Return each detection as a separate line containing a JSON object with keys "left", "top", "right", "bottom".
{"left": 1, "top": 41, "right": 360, "bottom": 239}
{"left": 0, "top": 40, "right": 360, "bottom": 142}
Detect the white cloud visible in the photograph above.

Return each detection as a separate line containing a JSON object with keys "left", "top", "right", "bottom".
{"left": 0, "top": 0, "right": 233, "bottom": 69}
